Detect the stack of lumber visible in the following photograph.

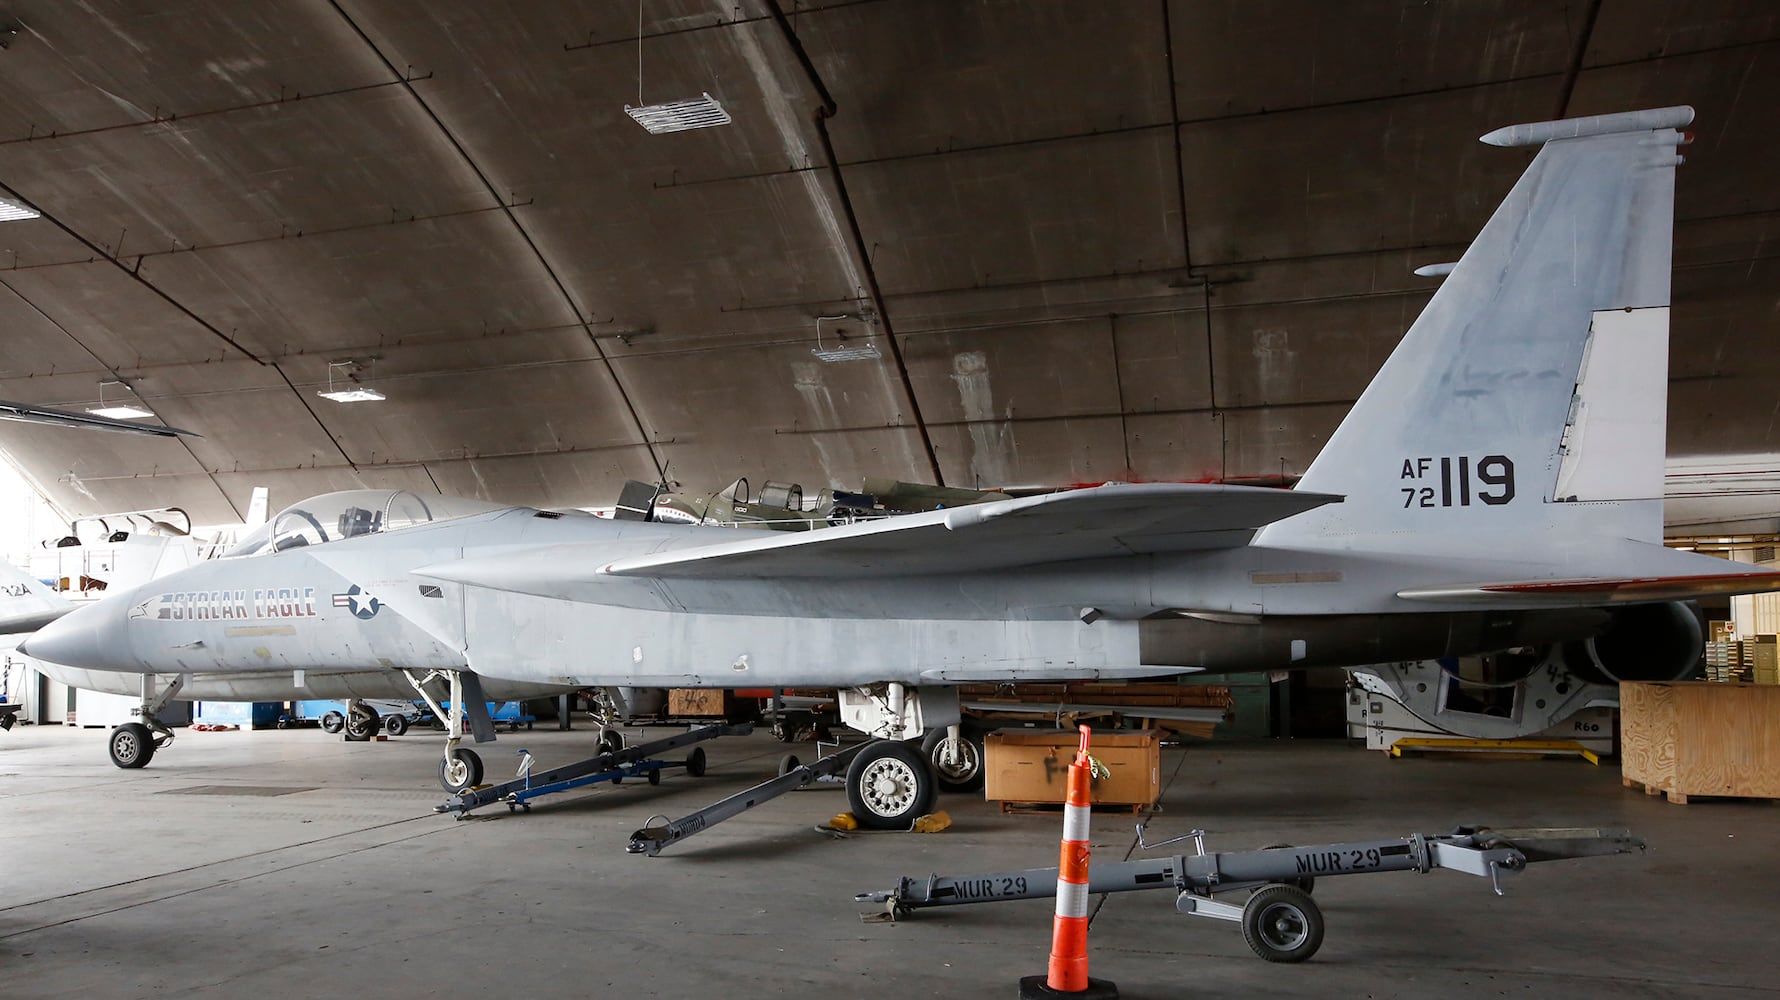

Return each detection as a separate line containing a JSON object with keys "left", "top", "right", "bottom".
{"left": 959, "top": 681, "right": 1232, "bottom": 738}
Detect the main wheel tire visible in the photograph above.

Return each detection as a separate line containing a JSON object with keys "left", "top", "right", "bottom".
{"left": 320, "top": 711, "right": 345, "bottom": 734}
{"left": 920, "top": 727, "right": 986, "bottom": 793}
{"left": 384, "top": 715, "right": 409, "bottom": 737}
{"left": 109, "top": 723, "right": 156, "bottom": 769}
{"left": 845, "top": 741, "right": 937, "bottom": 830}
{"left": 439, "top": 748, "right": 485, "bottom": 792}
{"left": 343, "top": 706, "right": 380, "bottom": 742}
{"left": 1241, "top": 884, "right": 1325, "bottom": 963}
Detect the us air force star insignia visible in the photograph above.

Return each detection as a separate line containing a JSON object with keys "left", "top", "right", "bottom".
{"left": 332, "top": 584, "right": 382, "bottom": 620}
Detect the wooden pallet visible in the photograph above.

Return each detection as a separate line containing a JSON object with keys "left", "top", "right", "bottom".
{"left": 1389, "top": 738, "right": 1600, "bottom": 764}
{"left": 995, "top": 800, "right": 1156, "bottom": 816}
{"left": 1620, "top": 775, "right": 1778, "bottom": 805}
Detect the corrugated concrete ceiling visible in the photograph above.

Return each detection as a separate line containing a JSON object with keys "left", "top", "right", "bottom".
{"left": 0, "top": 0, "right": 1774, "bottom": 524}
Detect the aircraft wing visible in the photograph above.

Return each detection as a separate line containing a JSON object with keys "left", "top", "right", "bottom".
{"left": 0, "top": 560, "right": 74, "bottom": 635}
{"left": 433, "top": 484, "right": 1341, "bottom": 587}
{"left": 0, "top": 606, "right": 74, "bottom": 635}
{"left": 0, "top": 398, "right": 197, "bottom": 437}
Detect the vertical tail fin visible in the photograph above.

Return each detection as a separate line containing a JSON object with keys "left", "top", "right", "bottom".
{"left": 1265, "top": 106, "right": 1693, "bottom": 550}
{"left": 245, "top": 486, "right": 270, "bottom": 529}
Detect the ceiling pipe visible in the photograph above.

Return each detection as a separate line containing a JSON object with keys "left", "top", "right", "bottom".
{"left": 764, "top": 0, "right": 945, "bottom": 487}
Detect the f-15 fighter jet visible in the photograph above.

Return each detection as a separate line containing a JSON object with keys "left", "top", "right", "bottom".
{"left": 24, "top": 106, "right": 1779, "bottom": 827}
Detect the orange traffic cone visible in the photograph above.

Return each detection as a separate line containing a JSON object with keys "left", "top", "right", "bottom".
{"left": 1019, "top": 724, "right": 1118, "bottom": 999}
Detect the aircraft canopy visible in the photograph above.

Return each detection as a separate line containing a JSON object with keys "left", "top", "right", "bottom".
{"left": 226, "top": 490, "right": 506, "bottom": 557}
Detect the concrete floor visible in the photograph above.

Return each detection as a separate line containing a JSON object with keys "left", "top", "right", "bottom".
{"left": 0, "top": 723, "right": 1772, "bottom": 999}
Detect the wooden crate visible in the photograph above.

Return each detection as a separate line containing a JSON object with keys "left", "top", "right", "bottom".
{"left": 1620, "top": 681, "right": 1780, "bottom": 803}
{"left": 667, "top": 688, "right": 728, "bottom": 717}
{"left": 984, "top": 728, "right": 1160, "bottom": 808}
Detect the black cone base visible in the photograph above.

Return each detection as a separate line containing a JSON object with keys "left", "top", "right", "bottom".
{"left": 1018, "top": 975, "right": 1118, "bottom": 999}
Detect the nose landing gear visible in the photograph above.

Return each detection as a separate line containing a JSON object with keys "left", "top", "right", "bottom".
{"left": 402, "top": 667, "right": 500, "bottom": 791}
{"left": 107, "top": 673, "right": 185, "bottom": 770}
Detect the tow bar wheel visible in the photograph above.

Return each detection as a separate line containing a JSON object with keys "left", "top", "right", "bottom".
{"left": 1240, "top": 884, "right": 1324, "bottom": 963}
{"left": 845, "top": 741, "right": 936, "bottom": 829}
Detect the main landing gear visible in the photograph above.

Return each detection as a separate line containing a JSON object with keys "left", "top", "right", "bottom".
{"left": 342, "top": 699, "right": 382, "bottom": 742}
{"left": 108, "top": 673, "right": 186, "bottom": 769}
{"left": 921, "top": 722, "right": 987, "bottom": 793}
{"left": 845, "top": 740, "right": 937, "bottom": 828}
{"left": 829, "top": 683, "right": 959, "bottom": 828}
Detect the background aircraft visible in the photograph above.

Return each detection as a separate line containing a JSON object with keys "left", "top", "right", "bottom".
{"left": 24, "top": 106, "right": 1780, "bottom": 828}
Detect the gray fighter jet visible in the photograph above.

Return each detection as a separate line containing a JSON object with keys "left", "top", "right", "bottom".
{"left": 23, "top": 106, "right": 1780, "bottom": 827}
{"left": 0, "top": 524, "right": 568, "bottom": 751}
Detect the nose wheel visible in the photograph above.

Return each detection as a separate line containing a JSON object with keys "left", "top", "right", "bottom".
{"left": 440, "top": 748, "right": 485, "bottom": 792}
{"left": 109, "top": 722, "right": 157, "bottom": 768}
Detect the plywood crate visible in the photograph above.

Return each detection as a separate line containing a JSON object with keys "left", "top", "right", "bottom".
{"left": 1620, "top": 681, "right": 1780, "bottom": 803}
{"left": 985, "top": 728, "right": 1160, "bottom": 809}
{"left": 667, "top": 688, "right": 728, "bottom": 717}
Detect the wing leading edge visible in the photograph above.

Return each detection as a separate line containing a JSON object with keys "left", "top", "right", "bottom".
{"left": 423, "top": 483, "right": 1342, "bottom": 589}
{"left": 598, "top": 482, "right": 1339, "bottom": 579}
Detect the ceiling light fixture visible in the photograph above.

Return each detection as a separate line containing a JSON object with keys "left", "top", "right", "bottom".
{"left": 811, "top": 314, "right": 880, "bottom": 364}
{"left": 623, "top": 4, "right": 730, "bottom": 134}
{"left": 87, "top": 379, "right": 152, "bottom": 420}
{"left": 318, "top": 361, "right": 386, "bottom": 403}
{"left": 626, "top": 93, "right": 731, "bottom": 134}
{"left": 0, "top": 194, "right": 39, "bottom": 221}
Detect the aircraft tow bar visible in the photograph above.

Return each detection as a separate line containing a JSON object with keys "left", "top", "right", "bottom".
{"left": 627, "top": 741, "right": 869, "bottom": 856}
{"left": 436, "top": 724, "right": 750, "bottom": 818}
{"left": 855, "top": 825, "right": 1644, "bottom": 963}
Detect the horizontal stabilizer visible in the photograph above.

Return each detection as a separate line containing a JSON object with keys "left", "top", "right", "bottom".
{"left": 1400, "top": 571, "right": 1780, "bottom": 604}
{"left": 424, "top": 484, "right": 1341, "bottom": 590}
{"left": 922, "top": 665, "right": 1201, "bottom": 683}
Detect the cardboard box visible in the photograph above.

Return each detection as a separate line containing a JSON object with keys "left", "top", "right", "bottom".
{"left": 984, "top": 728, "right": 1161, "bottom": 807}
{"left": 1621, "top": 681, "right": 1780, "bottom": 803}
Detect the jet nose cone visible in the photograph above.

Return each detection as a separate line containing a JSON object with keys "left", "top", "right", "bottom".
{"left": 19, "top": 596, "right": 138, "bottom": 671}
